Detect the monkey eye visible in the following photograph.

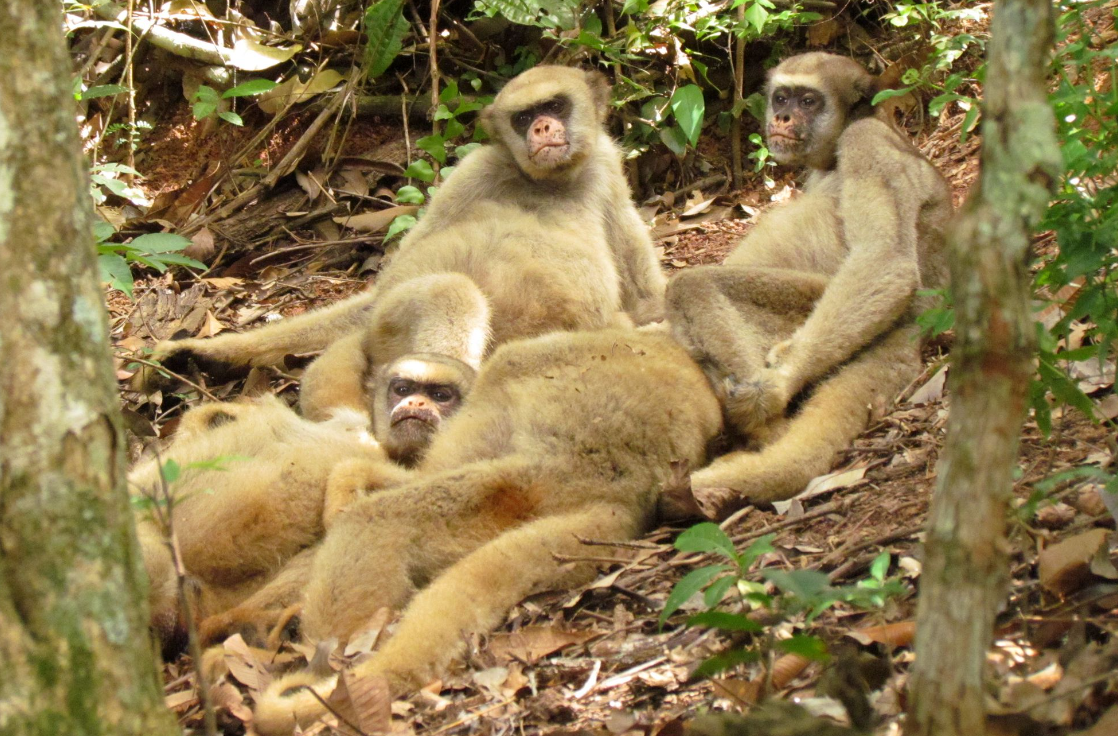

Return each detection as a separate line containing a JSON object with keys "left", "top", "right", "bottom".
{"left": 392, "top": 382, "right": 413, "bottom": 397}
{"left": 431, "top": 389, "right": 456, "bottom": 403}
{"left": 513, "top": 111, "right": 533, "bottom": 128}
{"left": 800, "top": 96, "right": 817, "bottom": 109}
{"left": 541, "top": 98, "right": 565, "bottom": 115}
{"left": 773, "top": 93, "right": 787, "bottom": 105}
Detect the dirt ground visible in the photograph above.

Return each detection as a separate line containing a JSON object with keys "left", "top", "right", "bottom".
{"left": 108, "top": 63, "right": 1117, "bottom": 736}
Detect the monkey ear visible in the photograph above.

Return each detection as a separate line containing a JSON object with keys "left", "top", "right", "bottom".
{"left": 479, "top": 103, "right": 496, "bottom": 138}
{"left": 583, "top": 69, "right": 612, "bottom": 118}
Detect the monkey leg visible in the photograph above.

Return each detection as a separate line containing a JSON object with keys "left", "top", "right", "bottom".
{"left": 198, "top": 547, "right": 318, "bottom": 648}
{"left": 364, "top": 272, "right": 492, "bottom": 372}
{"left": 690, "top": 327, "right": 920, "bottom": 517}
{"left": 666, "top": 265, "right": 826, "bottom": 434}
{"left": 322, "top": 457, "right": 414, "bottom": 529}
{"left": 254, "top": 502, "right": 639, "bottom": 736}
{"left": 298, "top": 332, "right": 369, "bottom": 422}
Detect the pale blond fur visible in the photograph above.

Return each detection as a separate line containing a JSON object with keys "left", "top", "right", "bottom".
{"left": 666, "top": 53, "right": 951, "bottom": 513}
{"left": 251, "top": 328, "right": 723, "bottom": 734}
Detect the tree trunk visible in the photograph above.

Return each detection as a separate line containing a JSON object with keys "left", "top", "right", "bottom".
{"left": 0, "top": 3, "right": 178, "bottom": 734}
{"left": 905, "top": 1, "right": 1061, "bottom": 734}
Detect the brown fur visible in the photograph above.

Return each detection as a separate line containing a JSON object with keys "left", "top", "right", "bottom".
{"left": 251, "top": 328, "right": 723, "bottom": 734}
{"left": 139, "top": 67, "right": 665, "bottom": 415}
{"left": 665, "top": 53, "right": 952, "bottom": 513}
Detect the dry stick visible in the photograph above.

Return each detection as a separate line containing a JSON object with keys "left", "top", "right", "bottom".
{"left": 124, "top": 0, "right": 136, "bottom": 178}
{"left": 817, "top": 523, "right": 925, "bottom": 577}
{"left": 428, "top": 0, "right": 443, "bottom": 179}
{"left": 301, "top": 686, "right": 370, "bottom": 736}
{"left": 730, "top": 2, "right": 745, "bottom": 188}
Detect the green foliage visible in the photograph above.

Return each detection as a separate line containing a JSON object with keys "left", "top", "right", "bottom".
{"left": 96, "top": 224, "right": 203, "bottom": 299}
{"left": 89, "top": 162, "right": 145, "bottom": 205}
{"left": 661, "top": 523, "right": 909, "bottom": 677}
{"left": 192, "top": 79, "right": 277, "bottom": 126}
{"left": 365, "top": 0, "right": 410, "bottom": 78}
{"left": 1027, "top": 0, "right": 1118, "bottom": 433}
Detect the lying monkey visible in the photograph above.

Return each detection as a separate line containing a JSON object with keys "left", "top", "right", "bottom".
{"left": 139, "top": 66, "right": 665, "bottom": 422}
{"left": 666, "top": 52, "right": 952, "bottom": 513}
{"left": 248, "top": 327, "right": 724, "bottom": 734}
{"left": 133, "top": 354, "right": 473, "bottom": 648}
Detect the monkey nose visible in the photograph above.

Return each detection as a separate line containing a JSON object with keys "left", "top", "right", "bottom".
{"left": 534, "top": 122, "right": 550, "bottom": 134}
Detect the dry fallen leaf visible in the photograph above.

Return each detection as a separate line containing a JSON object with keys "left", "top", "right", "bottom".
{"left": 797, "top": 465, "right": 869, "bottom": 501}
{"left": 846, "top": 621, "right": 917, "bottom": 649}
{"left": 1037, "top": 528, "right": 1117, "bottom": 596}
{"left": 334, "top": 205, "right": 418, "bottom": 233}
{"left": 908, "top": 366, "right": 948, "bottom": 405}
{"left": 486, "top": 625, "right": 592, "bottom": 665}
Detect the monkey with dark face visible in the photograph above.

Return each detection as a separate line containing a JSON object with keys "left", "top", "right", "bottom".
{"left": 134, "top": 354, "right": 473, "bottom": 649}
{"left": 666, "top": 52, "right": 952, "bottom": 514}
{"left": 137, "top": 66, "right": 664, "bottom": 421}
{"left": 373, "top": 353, "right": 473, "bottom": 467}
{"left": 249, "top": 328, "right": 724, "bottom": 735}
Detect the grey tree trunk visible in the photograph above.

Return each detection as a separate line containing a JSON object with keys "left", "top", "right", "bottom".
{"left": 0, "top": 3, "right": 178, "bottom": 734}
{"left": 905, "top": 0, "right": 1061, "bottom": 734}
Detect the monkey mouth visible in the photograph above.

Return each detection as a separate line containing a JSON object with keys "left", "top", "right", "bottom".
{"left": 392, "top": 412, "right": 436, "bottom": 427}
{"left": 767, "top": 132, "right": 802, "bottom": 144}
{"left": 530, "top": 142, "right": 572, "bottom": 166}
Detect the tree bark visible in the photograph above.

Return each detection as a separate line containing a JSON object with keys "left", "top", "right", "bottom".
{"left": 0, "top": 3, "right": 178, "bottom": 734}
{"left": 905, "top": 1, "right": 1061, "bottom": 734}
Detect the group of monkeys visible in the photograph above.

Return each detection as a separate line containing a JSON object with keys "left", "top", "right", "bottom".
{"left": 128, "top": 52, "right": 951, "bottom": 734}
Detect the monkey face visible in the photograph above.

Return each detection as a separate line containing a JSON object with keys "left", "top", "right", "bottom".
{"left": 381, "top": 378, "right": 463, "bottom": 466}
{"left": 512, "top": 97, "right": 575, "bottom": 171}
{"left": 765, "top": 85, "right": 829, "bottom": 166}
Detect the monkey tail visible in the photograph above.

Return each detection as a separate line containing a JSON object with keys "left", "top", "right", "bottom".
{"left": 252, "top": 670, "right": 338, "bottom": 736}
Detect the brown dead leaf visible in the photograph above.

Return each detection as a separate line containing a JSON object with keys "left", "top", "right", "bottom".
{"left": 846, "top": 621, "right": 916, "bottom": 649}
{"left": 908, "top": 366, "right": 947, "bottom": 405}
{"left": 1095, "top": 394, "right": 1118, "bottom": 420}
{"left": 218, "top": 634, "right": 272, "bottom": 692}
{"left": 164, "top": 689, "right": 198, "bottom": 711}
{"left": 807, "top": 18, "right": 841, "bottom": 47}
{"left": 196, "top": 310, "right": 226, "bottom": 339}
{"left": 486, "top": 625, "right": 593, "bottom": 665}
{"left": 200, "top": 276, "right": 244, "bottom": 290}
{"left": 771, "top": 653, "right": 812, "bottom": 690}
{"left": 710, "top": 676, "right": 761, "bottom": 704}
{"left": 1035, "top": 503, "right": 1076, "bottom": 530}
{"left": 797, "top": 465, "right": 869, "bottom": 501}
{"left": 146, "top": 161, "right": 220, "bottom": 226}
{"left": 296, "top": 166, "right": 327, "bottom": 201}
{"left": 210, "top": 679, "right": 253, "bottom": 722}
{"left": 334, "top": 205, "right": 418, "bottom": 233}
{"left": 1038, "top": 528, "right": 1117, "bottom": 596}
{"left": 344, "top": 607, "right": 392, "bottom": 657}
{"left": 336, "top": 669, "right": 391, "bottom": 736}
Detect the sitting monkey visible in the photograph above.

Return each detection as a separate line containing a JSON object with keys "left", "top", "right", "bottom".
{"left": 139, "top": 66, "right": 665, "bottom": 421}
{"left": 133, "top": 354, "right": 473, "bottom": 649}
{"left": 248, "top": 327, "right": 724, "bottom": 735}
{"left": 666, "top": 52, "right": 952, "bottom": 514}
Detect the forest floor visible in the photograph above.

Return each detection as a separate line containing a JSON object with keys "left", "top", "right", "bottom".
{"left": 108, "top": 57, "right": 1117, "bottom": 736}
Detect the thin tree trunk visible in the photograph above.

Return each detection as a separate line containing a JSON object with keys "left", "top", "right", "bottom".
{"left": 0, "top": 3, "right": 178, "bottom": 734}
{"left": 905, "top": 0, "right": 1061, "bottom": 734}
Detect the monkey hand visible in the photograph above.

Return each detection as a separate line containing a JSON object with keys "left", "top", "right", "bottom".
{"left": 765, "top": 339, "right": 794, "bottom": 369}
{"left": 723, "top": 368, "right": 792, "bottom": 436}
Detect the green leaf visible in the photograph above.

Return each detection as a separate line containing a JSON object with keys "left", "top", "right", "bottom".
{"left": 192, "top": 100, "right": 217, "bottom": 120}
{"left": 777, "top": 635, "right": 829, "bottom": 660}
{"left": 93, "top": 220, "right": 116, "bottom": 243}
{"left": 703, "top": 574, "right": 738, "bottom": 608}
{"left": 223, "top": 79, "right": 279, "bottom": 98}
{"left": 743, "top": 1, "right": 770, "bottom": 34}
{"left": 159, "top": 459, "right": 181, "bottom": 485}
{"left": 660, "top": 564, "right": 728, "bottom": 625}
{"left": 148, "top": 252, "right": 207, "bottom": 270}
{"left": 868, "top": 552, "right": 890, "bottom": 582}
{"left": 444, "top": 118, "right": 465, "bottom": 140}
{"left": 364, "top": 0, "right": 409, "bottom": 79}
{"left": 687, "top": 611, "right": 762, "bottom": 633}
{"left": 91, "top": 174, "right": 130, "bottom": 197}
{"left": 670, "top": 85, "right": 705, "bottom": 147}
{"left": 129, "top": 233, "right": 193, "bottom": 254}
{"left": 475, "top": 0, "right": 578, "bottom": 30}
{"left": 99, "top": 254, "right": 133, "bottom": 298}
{"left": 416, "top": 135, "right": 447, "bottom": 164}
{"left": 674, "top": 522, "right": 737, "bottom": 561}
{"left": 395, "top": 185, "right": 425, "bottom": 204}
{"left": 385, "top": 214, "right": 417, "bottom": 241}
{"left": 454, "top": 142, "right": 482, "bottom": 160}
{"left": 217, "top": 111, "right": 244, "bottom": 126}
{"left": 659, "top": 125, "right": 687, "bottom": 156}
{"left": 693, "top": 648, "right": 759, "bottom": 677}
{"left": 81, "top": 84, "right": 128, "bottom": 100}
{"left": 92, "top": 163, "right": 141, "bottom": 176}
{"left": 872, "top": 86, "right": 915, "bottom": 106}
{"left": 404, "top": 159, "right": 436, "bottom": 182}
{"left": 439, "top": 81, "right": 459, "bottom": 103}
{"left": 763, "top": 569, "right": 832, "bottom": 600}
{"left": 194, "top": 85, "right": 220, "bottom": 104}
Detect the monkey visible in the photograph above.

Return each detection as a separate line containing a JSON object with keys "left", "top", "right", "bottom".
{"left": 136, "top": 66, "right": 665, "bottom": 418}
{"left": 246, "top": 327, "right": 723, "bottom": 735}
{"left": 133, "top": 354, "right": 473, "bottom": 648}
{"left": 664, "top": 52, "right": 952, "bottom": 515}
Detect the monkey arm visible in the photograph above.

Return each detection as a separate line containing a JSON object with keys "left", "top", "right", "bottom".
{"left": 767, "top": 174, "right": 921, "bottom": 396}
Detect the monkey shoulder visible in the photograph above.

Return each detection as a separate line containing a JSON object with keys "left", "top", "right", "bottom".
{"left": 836, "top": 118, "right": 943, "bottom": 192}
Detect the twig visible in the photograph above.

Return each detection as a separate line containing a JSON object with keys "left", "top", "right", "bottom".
{"left": 429, "top": 698, "right": 514, "bottom": 734}
{"left": 815, "top": 523, "right": 924, "bottom": 574}
{"left": 124, "top": 0, "right": 136, "bottom": 178}
{"left": 302, "top": 685, "right": 370, "bottom": 736}
{"left": 731, "top": 1, "right": 745, "bottom": 188}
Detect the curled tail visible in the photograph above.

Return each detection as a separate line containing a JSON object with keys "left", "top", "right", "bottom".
{"left": 253, "top": 670, "right": 338, "bottom": 736}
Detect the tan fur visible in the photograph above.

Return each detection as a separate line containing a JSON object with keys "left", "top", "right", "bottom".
{"left": 139, "top": 67, "right": 665, "bottom": 409}
{"left": 252, "top": 328, "right": 723, "bottom": 734}
{"left": 665, "top": 53, "right": 951, "bottom": 512}
{"left": 129, "top": 397, "right": 387, "bottom": 647}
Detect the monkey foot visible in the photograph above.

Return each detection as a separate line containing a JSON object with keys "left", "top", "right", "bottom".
{"left": 724, "top": 374, "right": 787, "bottom": 436}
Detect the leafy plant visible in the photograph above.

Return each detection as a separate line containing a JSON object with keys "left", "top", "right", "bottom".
{"left": 365, "top": 0, "right": 411, "bottom": 78}
{"left": 662, "top": 523, "right": 909, "bottom": 677}
{"left": 192, "top": 78, "right": 278, "bottom": 126}
{"left": 96, "top": 222, "right": 204, "bottom": 298}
